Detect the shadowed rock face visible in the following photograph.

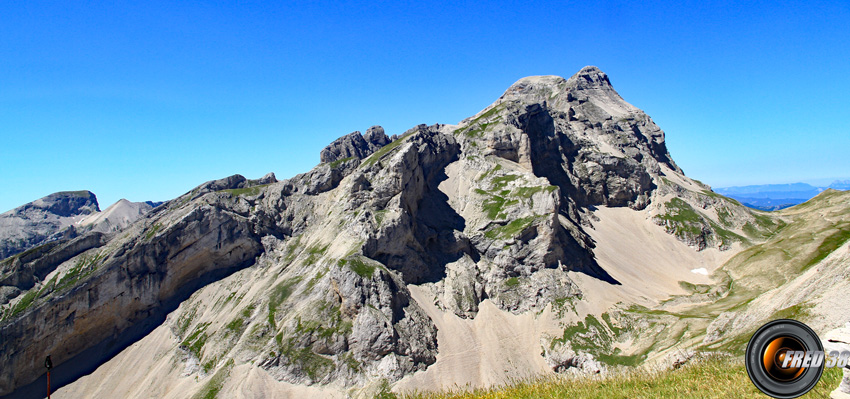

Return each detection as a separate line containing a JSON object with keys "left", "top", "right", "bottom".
{"left": 319, "top": 125, "right": 391, "bottom": 163}
{"left": 0, "top": 191, "right": 99, "bottom": 260}
{"left": 468, "top": 67, "right": 678, "bottom": 212}
{"left": 0, "top": 66, "right": 773, "bottom": 398}
{"left": 0, "top": 203, "right": 263, "bottom": 397}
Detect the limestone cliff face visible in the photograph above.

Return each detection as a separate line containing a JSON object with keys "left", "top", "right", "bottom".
{"left": 457, "top": 67, "right": 677, "bottom": 212}
{"left": 0, "top": 197, "right": 262, "bottom": 396}
{"left": 0, "top": 66, "right": 781, "bottom": 397}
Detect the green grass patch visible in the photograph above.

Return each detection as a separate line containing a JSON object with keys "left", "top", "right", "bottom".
{"left": 504, "top": 277, "right": 520, "bottom": 287}
{"left": 490, "top": 174, "right": 519, "bottom": 190}
{"left": 303, "top": 243, "right": 330, "bottom": 265}
{"left": 219, "top": 291, "right": 245, "bottom": 309}
{"left": 225, "top": 317, "right": 243, "bottom": 334}
{"left": 707, "top": 220, "right": 748, "bottom": 248}
{"left": 341, "top": 352, "right": 361, "bottom": 373}
{"left": 551, "top": 296, "right": 579, "bottom": 318}
{"left": 7, "top": 241, "right": 59, "bottom": 264}
{"left": 708, "top": 303, "right": 812, "bottom": 355}
{"left": 268, "top": 277, "right": 302, "bottom": 329}
{"left": 770, "top": 302, "right": 813, "bottom": 321}
{"left": 751, "top": 211, "right": 782, "bottom": 230}
{"left": 510, "top": 185, "right": 557, "bottom": 206}
{"left": 283, "top": 235, "right": 302, "bottom": 264}
{"left": 181, "top": 322, "right": 211, "bottom": 359}
{"left": 801, "top": 225, "right": 850, "bottom": 270}
{"left": 742, "top": 211, "right": 786, "bottom": 240}
{"left": 711, "top": 327, "right": 756, "bottom": 355}
{"left": 277, "top": 328, "right": 336, "bottom": 381}
{"left": 225, "top": 304, "right": 254, "bottom": 336}
{"left": 4, "top": 274, "right": 59, "bottom": 320}
{"left": 484, "top": 216, "right": 536, "bottom": 240}
{"left": 463, "top": 120, "right": 501, "bottom": 138}
{"left": 716, "top": 207, "right": 733, "bottom": 227}
{"left": 192, "top": 359, "right": 234, "bottom": 399}
{"left": 700, "top": 190, "right": 741, "bottom": 206}
{"left": 328, "top": 157, "right": 355, "bottom": 169}
{"left": 678, "top": 281, "right": 712, "bottom": 295}
{"left": 338, "top": 257, "right": 376, "bottom": 278}
{"left": 201, "top": 356, "right": 219, "bottom": 373}
{"left": 476, "top": 105, "right": 502, "bottom": 121}
{"left": 307, "top": 266, "right": 329, "bottom": 290}
{"left": 475, "top": 173, "right": 529, "bottom": 219}
{"left": 654, "top": 198, "right": 704, "bottom": 239}
{"left": 657, "top": 198, "right": 702, "bottom": 225}
{"left": 363, "top": 132, "right": 414, "bottom": 166}
{"left": 222, "top": 184, "right": 270, "bottom": 197}
{"left": 741, "top": 222, "right": 760, "bottom": 238}
{"left": 464, "top": 126, "right": 482, "bottom": 138}
{"left": 477, "top": 165, "right": 502, "bottom": 182}
{"left": 144, "top": 223, "right": 162, "bottom": 240}
{"left": 481, "top": 194, "right": 518, "bottom": 219}
{"left": 374, "top": 210, "right": 388, "bottom": 226}
{"left": 513, "top": 186, "right": 543, "bottom": 198}
{"left": 404, "top": 356, "right": 843, "bottom": 399}
{"left": 550, "top": 313, "right": 645, "bottom": 367}
{"left": 7, "top": 289, "right": 39, "bottom": 318}
{"left": 55, "top": 251, "right": 106, "bottom": 292}
{"left": 175, "top": 304, "right": 199, "bottom": 336}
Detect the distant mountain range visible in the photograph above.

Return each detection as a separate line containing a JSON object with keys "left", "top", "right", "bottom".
{"left": 715, "top": 180, "right": 850, "bottom": 210}
{"left": 0, "top": 192, "right": 162, "bottom": 260}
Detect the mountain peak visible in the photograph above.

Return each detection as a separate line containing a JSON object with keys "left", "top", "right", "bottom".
{"left": 485, "top": 66, "right": 633, "bottom": 123}
{"left": 0, "top": 190, "right": 100, "bottom": 259}
{"left": 29, "top": 190, "right": 99, "bottom": 217}
{"left": 566, "top": 65, "right": 613, "bottom": 90}
{"left": 502, "top": 66, "right": 612, "bottom": 97}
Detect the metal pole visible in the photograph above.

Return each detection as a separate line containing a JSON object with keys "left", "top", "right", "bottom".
{"left": 45, "top": 355, "right": 52, "bottom": 399}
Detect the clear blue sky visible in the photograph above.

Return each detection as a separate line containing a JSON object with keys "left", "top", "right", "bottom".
{"left": 2, "top": 1, "right": 849, "bottom": 212}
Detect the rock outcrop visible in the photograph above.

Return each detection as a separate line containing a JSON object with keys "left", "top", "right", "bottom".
{"left": 319, "top": 126, "right": 391, "bottom": 163}
{"left": 0, "top": 191, "right": 99, "bottom": 260}
{"left": 824, "top": 323, "right": 850, "bottom": 399}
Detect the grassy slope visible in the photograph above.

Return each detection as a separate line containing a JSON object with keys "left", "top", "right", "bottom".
{"left": 692, "top": 190, "right": 850, "bottom": 350}
{"left": 401, "top": 358, "right": 844, "bottom": 399}
{"left": 624, "top": 190, "right": 850, "bottom": 357}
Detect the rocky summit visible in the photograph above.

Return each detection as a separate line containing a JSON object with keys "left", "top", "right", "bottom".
{"left": 0, "top": 191, "right": 99, "bottom": 260}
{"left": 1, "top": 66, "right": 848, "bottom": 399}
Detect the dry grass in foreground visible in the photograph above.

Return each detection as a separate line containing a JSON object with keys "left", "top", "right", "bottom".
{"left": 398, "top": 357, "right": 843, "bottom": 399}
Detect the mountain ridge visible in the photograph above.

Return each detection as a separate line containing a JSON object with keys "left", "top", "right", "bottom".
{"left": 1, "top": 66, "right": 847, "bottom": 399}
{"left": 0, "top": 191, "right": 167, "bottom": 262}
{"left": 0, "top": 191, "right": 99, "bottom": 260}
{"left": 715, "top": 182, "right": 849, "bottom": 210}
